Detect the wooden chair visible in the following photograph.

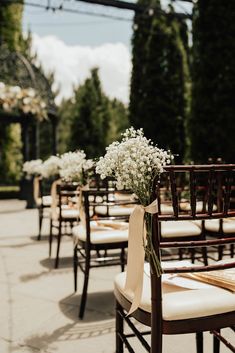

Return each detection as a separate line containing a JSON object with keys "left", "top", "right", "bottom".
{"left": 114, "top": 164, "right": 235, "bottom": 353}
{"left": 72, "top": 188, "right": 137, "bottom": 319}
{"left": 157, "top": 176, "right": 208, "bottom": 265}
{"left": 49, "top": 181, "right": 80, "bottom": 268}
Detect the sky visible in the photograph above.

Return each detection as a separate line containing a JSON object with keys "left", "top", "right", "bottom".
{"left": 22, "top": 0, "right": 192, "bottom": 104}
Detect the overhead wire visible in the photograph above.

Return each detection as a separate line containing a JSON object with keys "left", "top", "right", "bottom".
{"left": 2, "top": 0, "right": 193, "bottom": 19}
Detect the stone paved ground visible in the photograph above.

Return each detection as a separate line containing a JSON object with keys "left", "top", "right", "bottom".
{"left": 0, "top": 200, "right": 234, "bottom": 353}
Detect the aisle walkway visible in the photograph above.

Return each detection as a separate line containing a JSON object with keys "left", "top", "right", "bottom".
{"left": 0, "top": 200, "right": 233, "bottom": 353}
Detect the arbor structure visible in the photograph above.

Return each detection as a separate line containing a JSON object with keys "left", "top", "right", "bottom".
{"left": 129, "top": 3, "right": 190, "bottom": 163}
{"left": 0, "top": 47, "right": 58, "bottom": 160}
{"left": 191, "top": 0, "right": 235, "bottom": 163}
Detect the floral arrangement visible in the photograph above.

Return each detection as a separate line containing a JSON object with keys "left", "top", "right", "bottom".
{"left": 0, "top": 82, "right": 47, "bottom": 121}
{"left": 59, "top": 151, "right": 94, "bottom": 184}
{"left": 96, "top": 127, "right": 172, "bottom": 205}
{"left": 96, "top": 127, "right": 173, "bottom": 275}
{"left": 40, "top": 155, "right": 61, "bottom": 179}
{"left": 22, "top": 159, "right": 43, "bottom": 177}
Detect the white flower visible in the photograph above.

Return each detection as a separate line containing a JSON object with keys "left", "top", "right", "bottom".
{"left": 0, "top": 82, "right": 48, "bottom": 121}
{"left": 23, "top": 159, "right": 43, "bottom": 176}
{"left": 40, "top": 155, "right": 61, "bottom": 178}
{"left": 96, "top": 127, "right": 173, "bottom": 205}
{"left": 59, "top": 151, "right": 92, "bottom": 183}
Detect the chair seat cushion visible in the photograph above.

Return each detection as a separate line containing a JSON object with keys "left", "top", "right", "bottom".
{"left": 52, "top": 205, "right": 80, "bottom": 220}
{"left": 180, "top": 201, "right": 204, "bottom": 212}
{"left": 205, "top": 219, "right": 235, "bottom": 233}
{"left": 95, "top": 205, "right": 134, "bottom": 216}
{"left": 36, "top": 195, "right": 52, "bottom": 207}
{"left": 180, "top": 201, "right": 217, "bottom": 213}
{"left": 72, "top": 222, "right": 128, "bottom": 244}
{"left": 161, "top": 220, "right": 201, "bottom": 239}
{"left": 114, "top": 263, "right": 235, "bottom": 321}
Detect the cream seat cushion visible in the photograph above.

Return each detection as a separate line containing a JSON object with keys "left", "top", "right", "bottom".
{"left": 205, "top": 219, "right": 235, "bottom": 233}
{"left": 36, "top": 195, "right": 52, "bottom": 207}
{"left": 180, "top": 201, "right": 217, "bottom": 212}
{"left": 114, "top": 263, "right": 235, "bottom": 321}
{"left": 95, "top": 205, "right": 134, "bottom": 217}
{"left": 52, "top": 205, "right": 80, "bottom": 220}
{"left": 73, "top": 222, "right": 128, "bottom": 244}
{"left": 161, "top": 220, "right": 201, "bottom": 239}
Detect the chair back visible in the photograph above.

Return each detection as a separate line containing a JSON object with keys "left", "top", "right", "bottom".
{"left": 151, "top": 164, "right": 235, "bottom": 337}
{"left": 82, "top": 188, "right": 137, "bottom": 244}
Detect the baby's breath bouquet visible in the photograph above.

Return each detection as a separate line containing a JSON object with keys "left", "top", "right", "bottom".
{"left": 23, "top": 159, "right": 43, "bottom": 178}
{"left": 96, "top": 127, "right": 173, "bottom": 275}
{"left": 40, "top": 155, "right": 61, "bottom": 179}
{"left": 59, "top": 151, "right": 94, "bottom": 184}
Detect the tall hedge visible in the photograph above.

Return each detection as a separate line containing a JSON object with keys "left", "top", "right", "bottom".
{"left": 191, "top": 0, "right": 235, "bottom": 163}
{"left": 0, "top": 2, "right": 24, "bottom": 184}
{"left": 129, "top": 4, "right": 190, "bottom": 162}
{"left": 0, "top": 1, "right": 24, "bottom": 49}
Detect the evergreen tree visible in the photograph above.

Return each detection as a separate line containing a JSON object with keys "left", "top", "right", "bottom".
{"left": 129, "top": 4, "right": 190, "bottom": 163}
{"left": 59, "top": 70, "right": 129, "bottom": 156}
{"left": 191, "top": 0, "right": 235, "bottom": 162}
{"left": 129, "top": 0, "right": 158, "bottom": 124}
{"left": 106, "top": 99, "right": 129, "bottom": 145}
{"left": 0, "top": 1, "right": 24, "bottom": 50}
{"left": 0, "top": 1, "right": 24, "bottom": 184}
{"left": 69, "top": 68, "right": 110, "bottom": 158}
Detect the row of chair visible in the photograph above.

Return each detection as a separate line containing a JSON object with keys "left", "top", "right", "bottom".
{"left": 34, "top": 165, "right": 235, "bottom": 352}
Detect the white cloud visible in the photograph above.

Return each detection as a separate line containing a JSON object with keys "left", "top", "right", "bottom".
{"left": 31, "top": 34, "right": 131, "bottom": 105}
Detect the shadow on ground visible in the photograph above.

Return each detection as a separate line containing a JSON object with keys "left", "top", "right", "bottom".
{"left": 21, "top": 291, "right": 115, "bottom": 352}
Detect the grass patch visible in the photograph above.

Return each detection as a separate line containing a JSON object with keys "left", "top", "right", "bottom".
{"left": 0, "top": 186, "right": 20, "bottom": 192}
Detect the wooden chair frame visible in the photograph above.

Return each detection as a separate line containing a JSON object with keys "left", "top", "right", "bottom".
{"left": 49, "top": 183, "right": 80, "bottom": 268}
{"left": 73, "top": 188, "right": 137, "bottom": 319}
{"left": 115, "top": 164, "right": 235, "bottom": 353}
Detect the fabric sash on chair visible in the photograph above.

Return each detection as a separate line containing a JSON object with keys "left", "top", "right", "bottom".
{"left": 33, "top": 176, "right": 41, "bottom": 205}
{"left": 125, "top": 199, "right": 158, "bottom": 314}
{"left": 51, "top": 179, "right": 62, "bottom": 220}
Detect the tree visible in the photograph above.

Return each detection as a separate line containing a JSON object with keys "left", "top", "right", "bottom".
{"left": 69, "top": 68, "right": 111, "bottom": 158}
{"left": 129, "top": 4, "right": 190, "bottom": 163}
{"left": 59, "top": 69, "right": 129, "bottom": 157}
{"left": 0, "top": 1, "right": 24, "bottom": 50}
{"left": 0, "top": 1, "right": 24, "bottom": 184}
{"left": 106, "top": 98, "right": 129, "bottom": 145}
{"left": 190, "top": 0, "right": 235, "bottom": 162}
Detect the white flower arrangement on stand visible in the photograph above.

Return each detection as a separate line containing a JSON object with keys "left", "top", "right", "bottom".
{"left": 96, "top": 127, "right": 173, "bottom": 276}
{"left": 0, "top": 82, "right": 47, "bottom": 121}
{"left": 40, "top": 155, "right": 61, "bottom": 179}
{"left": 22, "top": 159, "right": 43, "bottom": 178}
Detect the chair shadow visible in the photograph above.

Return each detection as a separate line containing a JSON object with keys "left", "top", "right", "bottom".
{"left": 40, "top": 256, "right": 73, "bottom": 270}
{"left": 59, "top": 290, "right": 115, "bottom": 323}
{"left": 19, "top": 292, "right": 115, "bottom": 353}
{"left": 30, "top": 234, "right": 49, "bottom": 242}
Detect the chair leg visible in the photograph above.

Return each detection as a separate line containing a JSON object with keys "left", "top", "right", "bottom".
{"left": 179, "top": 248, "right": 183, "bottom": 260}
{"left": 196, "top": 332, "right": 203, "bottom": 353}
{"left": 79, "top": 254, "right": 90, "bottom": 319}
{"left": 231, "top": 244, "right": 234, "bottom": 258}
{"left": 73, "top": 246, "right": 78, "bottom": 292}
{"left": 202, "top": 247, "right": 208, "bottom": 266}
{"left": 116, "top": 300, "right": 124, "bottom": 353}
{"left": 49, "top": 219, "right": 53, "bottom": 257}
{"left": 120, "top": 248, "right": 125, "bottom": 272}
{"left": 191, "top": 247, "right": 195, "bottom": 263}
{"left": 55, "top": 223, "right": 62, "bottom": 269}
{"left": 37, "top": 209, "right": 43, "bottom": 241}
{"left": 213, "top": 329, "right": 220, "bottom": 353}
{"left": 218, "top": 245, "right": 224, "bottom": 260}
